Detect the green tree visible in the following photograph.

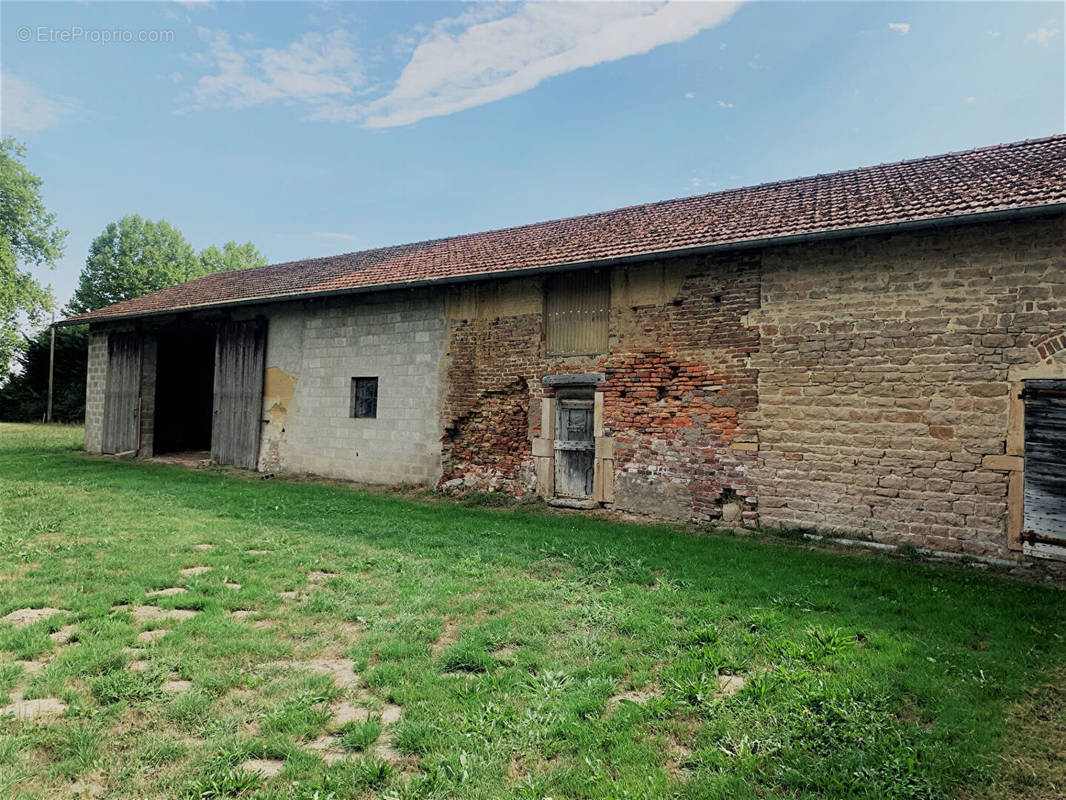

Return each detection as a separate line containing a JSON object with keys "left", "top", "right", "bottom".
{"left": 198, "top": 241, "right": 267, "bottom": 274}
{"left": 0, "top": 138, "right": 67, "bottom": 381}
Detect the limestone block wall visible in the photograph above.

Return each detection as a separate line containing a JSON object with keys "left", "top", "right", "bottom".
{"left": 752, "top": 214, "right": 1066, "bottom": 557}
{"left": 257, "top": 289, "right": 447, "bottom": 485}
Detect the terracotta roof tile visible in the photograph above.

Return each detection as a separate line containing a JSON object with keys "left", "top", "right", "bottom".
{"left": 64, "top": 134, "right": 1066, "bottom": 325}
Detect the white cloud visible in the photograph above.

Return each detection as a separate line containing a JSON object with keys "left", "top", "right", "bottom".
{"left": 1026, "top": 27, "right": 1060, "bottom": 45}
{"left": 888, "top": 22, "right": 910, "bottom": 35}
{"left": 0, "top": 73, "right": 74, "bottom": 133}
{"left": 717, "top": 99, "right": 734, "bottom": 108}
{"left": 193, "top": 27, "right": 363, "bottom": 111}
{"left": 359, "top": 1, "right": 742, "bottom": 128}
{"left": 965, "top": 96, "right": 975, "bottom": 104}
{"left": 313, "top": 231, "right": 359, "bottom": 241}
{"left": 988, "top": 30, "right": 1001, "bottom": 38}
{"left": 689, "top": 177, "right": 701, "bottom": 188}
{"left": 684, "top": 91, "right": 696, "bottom": 99}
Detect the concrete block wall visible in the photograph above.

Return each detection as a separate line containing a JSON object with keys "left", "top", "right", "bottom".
{"left": 84, "top": 329, "right": 109, "bottom": 454}
{"left": 257, "top": 289, "right": 447, "bottom": 485}
{"left": 752, "top": 214, "right": 1066, "bottom": 558}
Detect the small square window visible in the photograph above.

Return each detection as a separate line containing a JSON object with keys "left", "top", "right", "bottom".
{"left": 350, "top": 377, "right": 378, "bottom": 418}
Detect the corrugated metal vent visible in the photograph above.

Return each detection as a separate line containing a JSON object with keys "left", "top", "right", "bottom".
{"left": 1022, "top": 380, "right": 1066, "bottom": 547}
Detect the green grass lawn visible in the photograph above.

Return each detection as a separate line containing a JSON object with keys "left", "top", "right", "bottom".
{"left": 0, "top": 423, "right": 1063, "bottom": 800}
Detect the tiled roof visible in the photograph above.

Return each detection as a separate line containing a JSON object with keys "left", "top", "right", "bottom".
{"left": 64, "top": 134, "right": 1066, "bottom": 325}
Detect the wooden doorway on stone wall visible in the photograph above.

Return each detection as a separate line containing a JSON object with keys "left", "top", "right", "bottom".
{"left": 555, "top": 393, "right": 595, "bottom": 498}
{"left": 102, "top": 332, "right": 142, "bottom": 455}
{"left": 1021, "top": 379, "right": 1066, "bottom": 557}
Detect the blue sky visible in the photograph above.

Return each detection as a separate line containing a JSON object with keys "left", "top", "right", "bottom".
{"left": 2, "top": 1, "right": 1063, "bottom": 310}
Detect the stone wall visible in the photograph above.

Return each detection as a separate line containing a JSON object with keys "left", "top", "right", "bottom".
{"left": 752, "top": 213, "right": 1066, "bottom": 557}
{"left": 441, "top": 253, "right": 762, "bottom": 521}
{"left": 84, "top": 329, "right": 109, "bottom": 454}
{"left": 256, "top": 290, "right": 447, "bottom": 485}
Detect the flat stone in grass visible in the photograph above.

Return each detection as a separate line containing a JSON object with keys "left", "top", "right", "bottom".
{"left": 225, "top": 582, "right": 242, "bottom": 590}
{"left": 136, "top": 629, "right": 168, "bottom": 644}
{"left": 716, "top": 674, "right": 746, "bottom": 697}
{"left": 162, "top": 679, "right": 192, "bottom": 693}
{"left": 328, "top": 700, "right": 371, "bottom": 728}
{"left": 15, "top": 659, "right": 48, "bottom": 676}
{"left": 1, "top": 607, "right": 63, "bottom": 628}
{"left": 229, "top": 609, "right": 254, "bottom": 621}
{"left": 49, "top": 624, "right": 78, "bottom": 644}
{"left": 306, "top": 657, "right": 359, "bottom": 688}
{"left": 1, "top": 696, "right": 67, "bottom": 721}
{"left": 278, "top": 591, "right": 300, "bottom": 601}
{"left": 128, "top": 660, "right": 151, "bottom": 673}
{"left": 380, "top": 703, "right": 402, "bottom": 725}
{"left": 147, "top": 587, "right": 187, "bottom": 597}
{"left": 374, "top": 738, "right": 403, "bottom": 763}
{"left": 607, "top": 688, "right": 661, "bottom": 712}
{"left": 194, "top": 544, "right": 213, "bottom": 551}
{"left": 130, "top": 606, "right": 198, "bottom": 623}
{"left": 308, "top": 735, "right": 346, "bottom": 763}
{"left": 239, "top": 758, "right": 284, "bottom": 777}
{"left": 179, "top": 566, "right": 211, "bottom": 576}
{"left": 246, "top": 549, "right": 270, "bottom": 555}
{"left": 307, "top": 571, "right": 337, "bottom": 583}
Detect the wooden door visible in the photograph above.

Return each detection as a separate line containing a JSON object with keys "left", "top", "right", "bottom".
{"left": 211, "top": 320, "right": 266, "bottom": 469}
{"left": 554, "top": 398, "right": 595, "bottom": 497}
{"left": 102, "top": 332, "right": 142, "bottom": 454}
{"left": 1023, "top": 380, "right": 1066, "bottom": 547}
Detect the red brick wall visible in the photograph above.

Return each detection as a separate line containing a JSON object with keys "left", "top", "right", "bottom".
{"left": 440, "top": 252, "right": 762, "bottom": 520}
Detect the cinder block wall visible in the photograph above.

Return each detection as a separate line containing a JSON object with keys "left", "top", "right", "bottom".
{"left": 257, "top": 289, "right": 447, "bottom": 485}
{"left": 752, "top": 214, "right": 1066, "bottom": 557}
{"left": 84, "top": 329, "right": 109, "bottom": 454}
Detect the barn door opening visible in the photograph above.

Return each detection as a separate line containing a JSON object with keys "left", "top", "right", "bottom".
{"left": 1022, "top": 380, "right": 1066, "bottom": 553}
{"left": 154, "top": 330, "right": 216, "bottom": 455}
{"left": 102, "top": 332, "right": 142, "bottom": 454}
{"left": 211, "top": 320, "right": 266, "bottom": 469}
{"left": 554, "top": 392, "right": 595, "bottom": 498}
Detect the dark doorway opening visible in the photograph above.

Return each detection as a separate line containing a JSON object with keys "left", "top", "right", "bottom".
{"left": 154, "top": 330, "right": 216, "bottom": 454}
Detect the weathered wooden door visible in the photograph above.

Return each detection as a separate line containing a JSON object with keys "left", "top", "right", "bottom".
{"left": 102, "top": 332, "right": 142, "bottom": 454}
{"left": 211, "top": 320, "right": 266, "bottom": 469}
{"left": 554, "top": 398, "right": 595, "bottom": 497}
{"left": 1023, "top": 380, "right": 1066, "bottom": 548}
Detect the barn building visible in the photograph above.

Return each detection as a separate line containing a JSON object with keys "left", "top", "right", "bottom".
{"left": 62, "top": 135, "right": 1066, "bottom": 562}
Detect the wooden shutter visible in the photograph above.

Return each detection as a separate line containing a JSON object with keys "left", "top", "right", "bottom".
{"left": 545, "top": 271, "right": 609, "bottom": 355}
{"left": 1023, "top": 380, "right": 1066, "bottom": 544}
{"left": 102, "top": 332, "right": 142, "bottom": 454}
{"left": 211, "top": 320, "right": 266, "bottom": 469}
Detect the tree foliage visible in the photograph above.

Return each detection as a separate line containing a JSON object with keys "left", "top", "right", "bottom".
{"left": 0, "top": 138, "right": 67, "bottom": 381}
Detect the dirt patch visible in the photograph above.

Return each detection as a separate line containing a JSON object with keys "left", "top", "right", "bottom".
{"left": 246, "top": 550, "right": 270, "bottom": 555}
{"left": 162, "top": 679, "right": 193, "bottom": 693}
{"left": 128, "top": 660, "right": 151, "bottom": 673}
{"left": 607, "top": 687, "right": 661, "bottom": 712}
{"left": 492, "top": 646, "right": 515, "bottom": 660}
{"left": 130, "top": 606, "right": 198, "bottom": 623}
{"left": 229, "top": 610, "right": 254, "bottom": 621}
{"left": 329, "top": 700, "right": 371, "bottom": 728}
{"left": 380, "top": 703, "right": 402, "bottom": 725}
{"left": 179, "top": 566, "right": 211, "bottom": 576}
{"left": 251, "top": 620, "right": 275, "bottom": 630}
{"left": 278, "top": 591, "right": 300, "bottom": 601}
{"left": 306, "top": 657, "right": 359, "bottom": 688}
{"left": 136, "top": 629, "right": 168, "bottom": 644}
{"left": 307, "top": 571, "right": 337, "bottom": 583}
{"left": 1, "top": 607, "right": 63, "bottom": 628}
{"left": 194, "top": 544, "right": 213, "bottom": 551}
{"left": 374, "top": 736, "right": 404, "bottom": 763}
{"left": 1, "top": 696, "right": 67, "bottom": 721}
{"left": 716, "top": 674, "right": 746, "bottom": 697}
{"left": 431, "top": 619, "right": 460, "bottom": 658}
{"left": 665, "top": 736, "right": 694, "bottom": 778}
{"left": 68, "top": 771, "right": 107, "bottom": 797}
{"left": 147, "top": 587, "right": 187, "bottom": 597}
{"left": 239, "top": 758, "right": 284, "bottom": 777}
{"left": 225, "top": 582, "right": 242, "bottom": 590}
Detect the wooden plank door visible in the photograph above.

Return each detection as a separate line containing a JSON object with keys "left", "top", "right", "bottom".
{"left": 1023, "top": 380, "right": 1066, "bottom": 547}
{"left": 102, "top": 332, "right": 142, "bottom": 454}
{"left": 554, "top": 398, "right": 595, "bottom": 497}
{"left": 211, "top": 320, "right": 266, "bottom": 469}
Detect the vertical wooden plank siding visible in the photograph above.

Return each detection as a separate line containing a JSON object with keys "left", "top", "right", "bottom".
{"left": 211, "top": 320, "right": 266, "bottom": 469}
{"left": 1023, "top": 380, "right": 1066, "bottom": 542}
{"left": 545, "top": 272, "right": 609, "bottom": 355}
{"left": 554, "top": 398, "right": 595, "bottom": 497}
{"left": 101, "top": 332, "right": 142, "bottom": 454}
